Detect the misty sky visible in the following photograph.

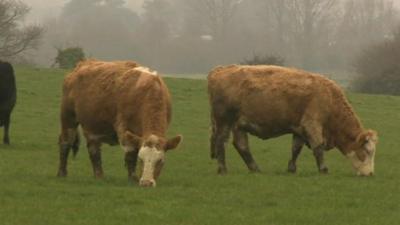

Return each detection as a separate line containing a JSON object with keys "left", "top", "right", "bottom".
{"left": 24, "top": 0, "right": 145, "bottom": 22}
{"left": 23, "top": 0, "right": 400, "bottom": 23}
{"left": 18, "top": 0, "right": 400, "bottom": 73}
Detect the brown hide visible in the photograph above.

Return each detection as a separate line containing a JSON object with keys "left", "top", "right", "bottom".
{"left": 61, "top": 59, "right": 172, "bottom": 144}
{"left": 208, "top": 65, "right": 367, "bottom": 155}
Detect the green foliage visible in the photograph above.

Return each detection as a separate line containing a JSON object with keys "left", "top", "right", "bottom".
{"left": 241, "top": 54, "right": 285, "bottom": 66}
{"left": 1, "top": 67, "right": 400, "bottom": 225}
{"left": 352, "top": 31, "right": 400, "bottom": 95}
{"left": 54, "top": 47, "right": 85, "bottom": 69}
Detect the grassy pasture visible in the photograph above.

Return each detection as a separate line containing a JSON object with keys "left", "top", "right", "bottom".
{"left": 0, "top": 67, "right": 400, "bottom": 225}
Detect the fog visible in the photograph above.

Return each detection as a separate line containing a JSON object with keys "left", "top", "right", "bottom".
{"left": 21, "top": 0, "right": 400, "bottom": 74}
{"left": 25, "top": 0, "right": 145, "bottom": 21}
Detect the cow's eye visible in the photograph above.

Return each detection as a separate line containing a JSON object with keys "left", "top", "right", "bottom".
{"left": 156, "top": 159, "right": 163, "bottom": 165}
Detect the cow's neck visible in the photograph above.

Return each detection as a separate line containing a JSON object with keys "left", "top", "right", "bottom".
{"left": 140, "top": 110, "right": 168, "bottom": 138}
{"left": 331, "top": 105, "right": 363, "bottom": 154}
{"left": 141, "top": 126, "right": 167, "bottom": 138}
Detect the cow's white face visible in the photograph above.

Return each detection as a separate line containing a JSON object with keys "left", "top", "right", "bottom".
{"left": 123, "top": 132, "right": 182, "bottom": 187}
{"left": 347, "top": 130, "right": 378, "bottom": 176}
{"left": 137, "top": 140, "right": 165, "bottom": 187}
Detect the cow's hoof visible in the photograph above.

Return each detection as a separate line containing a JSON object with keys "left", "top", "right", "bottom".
{"left": 210, "top": 152, "right": 217, "bottom": 159}
{"left": 249, "top": 168, "right": 261, "bottom": 173}
{"left": 249, "top": 164, "right": 261, "bottom": 173}
{"left": 57, "top": 170, "right": 67, "bottom": 177}
{"left": 128, "top": 174, "right": 139, "bottom": 182}
{"left": 217, "top": 167, "right": 227, "bottom": 175}
{"left": 288, "top": 160, "right": 297, "bottom": 173}
{"left": 94, "top": 171, "right": 104, "bottom": 179}
{"left": 319, "top": 167, "right": 329, "bottom": 174}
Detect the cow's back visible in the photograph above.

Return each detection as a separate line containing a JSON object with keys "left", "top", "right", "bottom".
{"left": 62, "top": 60, "right": 140, "bottom": 133}
{"left": 208, "top": 65, "right": 340, "bottom": 138}
{"left": 115, "top": 67, "right": 172, "bottom": 136}
{"left": 62, "top": 60, "right": 171, "bottom": 136}
{"left": 210, "top": 65, "right": 333, "bottom": 99}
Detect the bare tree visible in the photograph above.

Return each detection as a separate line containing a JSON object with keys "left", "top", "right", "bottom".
{"left": 259, "top": 0, "right": 337, "bottom": 69}
{"left": 189, "top": 0, "right": 242, "bottom": 41}
{"left": 290, "top": 0, "right": 337, "bottom": 68}
{"left": 330, "top": 0, "right": 398, "bottom": 69}
{"left": 136, "top": 0, "right": 174, "bottom": 67}
{"left": 0, "top": 0, "right": 43, "bottom": 58}
{"left": 337, "top": 0, "right": 397, "bottom": 44}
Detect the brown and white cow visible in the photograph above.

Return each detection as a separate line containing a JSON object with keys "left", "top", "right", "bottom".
{"left": 208, "top": 65, "right": 377, "bottom": 176}
{"left": 57, "top": 60, "right": 182, "bottom": 187}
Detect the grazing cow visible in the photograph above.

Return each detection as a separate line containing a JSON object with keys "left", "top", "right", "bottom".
{"left": 208, "top": 65, "right": 377, "bottom": 176}
{"left": 57, "top": 60, "right": 182, "bottom": 187}
{"left": 0, "top": 60, "right": 16, "bottom": 145}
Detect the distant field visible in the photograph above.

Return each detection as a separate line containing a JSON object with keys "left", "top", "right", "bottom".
{"left": 165, "top": 73, "right": 207, "bottom": 80}
{"left": 0, "top": 66, "right": 399, "bottom": 225}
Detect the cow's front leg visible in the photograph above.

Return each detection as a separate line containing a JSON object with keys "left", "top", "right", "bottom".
{"left": 313, "top": 146, "right": 328, "bottom": 174}
{"left": 232, "top": 127, "right": 260, "bottom": 172}
{"left": 87, "top": 140, "right": 104, "bottom": 178}
{"left": 288, "top": 135, "right": 305, "bottom": 173}
{"left": 303, "top": 122, "right": 328, "bottom": 174}
{"left": 125, "top": 150, "right": 139, "bottom": 182}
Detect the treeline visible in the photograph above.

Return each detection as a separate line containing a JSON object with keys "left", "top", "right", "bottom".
{"left": 33, "top": 0, "right": 399, "bottom": 74}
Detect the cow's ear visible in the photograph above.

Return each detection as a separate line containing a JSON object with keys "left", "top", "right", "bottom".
{"left": 366, "top": 130, "right": 378, "bottom": 144}
{"left": 165, "top": 135, "right": 182, "bottom": 151}
{"left": 356, "top": 130, "right": 378, "bottom": 154}
{"left": 357, "top": 130, "right": 378, "bottom": 145}
{"left": 123, "top": 131, "right": 142, "bottom": 149}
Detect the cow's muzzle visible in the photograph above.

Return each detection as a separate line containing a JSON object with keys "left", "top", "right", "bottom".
{"left": 357, "top": 171, "right": 374, "bottom": 176}
{"left": 139, "top": 179, "right": 156, "bottom": 187}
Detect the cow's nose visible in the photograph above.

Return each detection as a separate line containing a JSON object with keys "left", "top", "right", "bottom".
{"left": 358, "top": 172, "right": 374, "bottom": 177}
{"left": 139, "top": 179, "right": 156, "bottom": 187}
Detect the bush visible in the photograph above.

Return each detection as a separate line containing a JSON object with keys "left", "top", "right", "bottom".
{"left": 352, "top": 32, "right": 400, "bottom": 95}
{"left": 54, "top": 47, "right": 85, "bottom": 69}
{"left": 241, "top": 54, "right": 285, "bottom": 66}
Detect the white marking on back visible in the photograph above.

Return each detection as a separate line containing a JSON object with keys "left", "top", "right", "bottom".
{"left": 134, "top": 66, "right": 158, "bottom": 76}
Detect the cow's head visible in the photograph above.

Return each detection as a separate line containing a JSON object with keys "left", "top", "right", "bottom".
{"left": 123, "top": 131, "right": 182, "bottom": 187}
{"left": 346, "top": 130, "right": 378, "bottom": 176}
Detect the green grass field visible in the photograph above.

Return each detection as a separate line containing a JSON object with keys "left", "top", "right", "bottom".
{"left": 0, "top": 67, "right": 399, "bottom": 225}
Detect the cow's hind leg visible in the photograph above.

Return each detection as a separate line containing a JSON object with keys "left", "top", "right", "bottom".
{"left": 58, "top": 128, "right": 79, "bottom": 177}
{"left": 87, "top": 139, "right": 104, "bottom": 178}
{"left": 2, "top": 112, "right": 11, "bottom": 145}
{"left": 288, "top": 135, "right": 305, "bottom": 173}
{"left": 213, "top": 121, "right": 232, "bottom": 175}
{"left": 58, "top": 103, "right": 80, "bottom": 177}
{"left": 232, "top": 127, "right": 260, "bottom": 172}
{"left": 210, "top": 118, "right": 217, "bottom": 159}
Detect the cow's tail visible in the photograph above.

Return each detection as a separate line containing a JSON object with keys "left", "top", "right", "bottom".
{"left": 208, "top": 71, "right": 217, "bottom": 159}
{"left": 209, "top": 111, "right": 217, "bottom": 159}
{"left": 71, "top": 129, "right": 80, "bottom": 158}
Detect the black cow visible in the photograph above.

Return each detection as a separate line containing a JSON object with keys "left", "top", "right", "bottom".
{"left": 0, "top": 61, "right": 16, "bottom": 145}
